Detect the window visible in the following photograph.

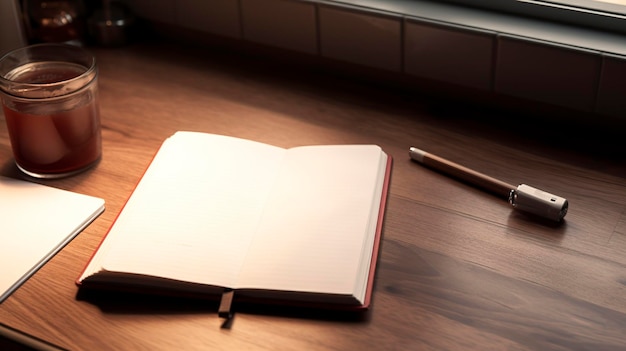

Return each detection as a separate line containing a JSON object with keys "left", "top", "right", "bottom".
{"left": 541, "top": 0, "right": 626, "bottom": 14}
{"left": 437, "top": 0, "right": 626, "bottom": 34}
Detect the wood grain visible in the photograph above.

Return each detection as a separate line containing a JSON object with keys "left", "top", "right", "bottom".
{"left": 0, "top": 40, "right": 624, "bottom": 351}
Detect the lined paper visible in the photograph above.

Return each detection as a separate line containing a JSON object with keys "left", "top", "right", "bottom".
{"left": 85, "top": 132, "right": 285, "bottom": 287}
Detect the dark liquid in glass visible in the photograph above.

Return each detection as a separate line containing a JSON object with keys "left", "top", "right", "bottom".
{"left": 2, "top": 62, "right": 101, "bottom": 176}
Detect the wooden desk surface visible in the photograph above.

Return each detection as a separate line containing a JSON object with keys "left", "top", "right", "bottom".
{"left": 1, "top": 41, "right": 625, "bottom": 351}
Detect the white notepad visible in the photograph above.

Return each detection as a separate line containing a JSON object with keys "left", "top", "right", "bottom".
{"left": 78, "top": 132, "right": 391, "bottom": 310}
{"left": 0, "top": 176, "right": 105, "bottom": 303}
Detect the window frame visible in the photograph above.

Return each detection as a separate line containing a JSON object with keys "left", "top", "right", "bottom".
{"left": 435, "top": 0, "right": 626, "bottom": 35}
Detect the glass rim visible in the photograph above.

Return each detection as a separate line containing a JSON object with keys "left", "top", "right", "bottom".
{"left": 0, "top": 43, "right": 97, "bottom": 99}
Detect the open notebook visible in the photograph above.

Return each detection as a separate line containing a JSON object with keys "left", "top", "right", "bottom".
{"left": 77, "top": 132, "right": 391, "bottom": 313}
{"left": 0, "top": 176, "right": 105, "bottom": 303}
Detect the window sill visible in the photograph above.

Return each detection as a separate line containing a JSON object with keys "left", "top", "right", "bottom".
{"left": 126, "top": 0, "right": 626, "bottom": 120}
{"left": 333, "top": 0, "right": 626, "bottom": 55}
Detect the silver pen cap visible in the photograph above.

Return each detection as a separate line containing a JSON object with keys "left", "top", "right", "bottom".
{"left": 509, "top": 184, "right": 568, "bottom": 222}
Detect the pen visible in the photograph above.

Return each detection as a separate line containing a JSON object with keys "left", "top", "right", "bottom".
{"left": 409, "top": 147, "right": 568, "bottom": 222}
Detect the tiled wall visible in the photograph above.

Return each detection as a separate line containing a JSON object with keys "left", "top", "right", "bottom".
{"left": 0, "top": 0, "right": 27, "bottom": 55}
{"left": 123, "top": 0, "right": 626, "bottom": 119}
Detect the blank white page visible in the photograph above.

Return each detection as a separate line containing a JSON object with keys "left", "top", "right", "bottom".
{"left": 0, "top": 176, "right": 104, "bottom": 303}
{"left": 83, "top": 132, "right": 287, "bottom": 288}
{"left": 236, "top": 145, "right": 386, "bottom": 299}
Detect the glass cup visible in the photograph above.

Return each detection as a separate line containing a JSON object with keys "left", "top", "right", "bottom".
{"left": 0, "top": 43, "right": 102, "bottom": 178}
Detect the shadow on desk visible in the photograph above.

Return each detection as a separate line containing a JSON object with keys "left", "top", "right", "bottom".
{"left": 75, "top": 289, "right": 371, "bottom": 323}
{"left": 1, "top": 160, "right": 21, "bottom": 179}
{"left": 0, "top": 324, "right": 65, "bottom": 351}
{"left": 0, "top": 337, "right": 38, "bottom": 351}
